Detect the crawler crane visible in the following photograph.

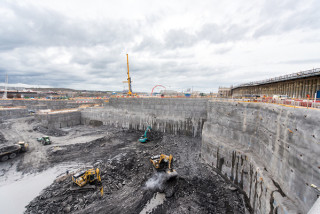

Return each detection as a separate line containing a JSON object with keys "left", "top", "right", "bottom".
{"left": 122, "top": 54, "right": 136, "bottom": 96}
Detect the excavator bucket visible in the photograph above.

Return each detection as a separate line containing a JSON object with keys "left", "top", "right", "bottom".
{"left": 100, "top": 186, "right": 104, "bottom": 196}
{"left": 139, "top": 137, "right": 148, "bottom": 143}
{"left": 166, "top": 169, "right": 178, "bottom": 179}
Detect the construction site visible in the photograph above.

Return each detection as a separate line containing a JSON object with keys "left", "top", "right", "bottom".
{"left": 0, "top": 87, "right": 319, "bottom": 214}
{"left": 0, "top": 54, "right": 319, "bottom": 214}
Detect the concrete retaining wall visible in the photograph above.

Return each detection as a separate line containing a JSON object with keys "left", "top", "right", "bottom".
{"left": 81, "top": 98, "right": 208, "bottom": 137}
{"left": 201, "top": 101, "right": 320, "bottom": 213}
{"left": 36, "top": 111, "right": 81, "bottom": 129}
{"left": 0, "top": 100, "right": 83, "bottom": 110}
{"left": 0, "top": 108, "right": 29, "bottom": 121}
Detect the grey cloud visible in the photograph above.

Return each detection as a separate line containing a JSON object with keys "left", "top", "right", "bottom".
{"left": 278, "top": 58, "right": 320, "bottom": 64}
{"left": 253, "top": 0, "right": 320, "bottom": 38}
{"left": 133, "top": 36, "right": 163, "bottom": 52}
{"left": 164, "top": 29, "right": 196, "bottom": 48}
{"left": 199, "top": 23, "right": 224, "bottom": 43}
{"left": 134, "top": 23, "right": 247, "bottom": 53}
{"left": 214, "top": 46, "right": 232, "bottom": 55}
{"left": 199, "top": 23, "right": 248, "bottom": 44}
{"left": 0, "top": 2, "right": 139, "bottom": 50}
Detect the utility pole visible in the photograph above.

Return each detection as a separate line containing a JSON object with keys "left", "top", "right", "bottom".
{"left": 2, "top": 73, "right": 8, "bottom": 99}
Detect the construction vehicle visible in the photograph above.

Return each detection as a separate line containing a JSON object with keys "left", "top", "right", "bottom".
{"left": 0, "top": 141, "right": 28, "bottom": 162}
{"left": 37, "top": 136, "right": 51, "bottom": 145}
{"left": 122, "top": 54, "right": 136, "bottom": 96}
{"left": 72, "top": 168, "right": 103, "bottom": 196}
{"left": 139, "top": 126, "right": 152, "bottom": 143}
{"left": 150, "top": 154, "right": 178, "bottom": 178}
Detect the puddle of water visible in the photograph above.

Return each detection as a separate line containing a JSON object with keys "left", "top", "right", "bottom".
{"left": 140, "top": 192, "right": 166, "bottom": 214}
{"left": 0, "top": 163, "right": 81, "bottom": 214}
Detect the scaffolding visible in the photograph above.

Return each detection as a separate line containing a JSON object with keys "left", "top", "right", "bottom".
{"left": 233, "top": 68, "right": 320, "bottom": 89}
{"left": 231, "top": 68, "right": 320, "bottom": 99}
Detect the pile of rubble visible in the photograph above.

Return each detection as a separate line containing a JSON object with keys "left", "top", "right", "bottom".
{"left": 33, "top": 126, "right": 69, "bottom": 137}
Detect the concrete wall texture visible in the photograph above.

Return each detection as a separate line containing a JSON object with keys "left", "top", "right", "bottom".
{"left": 81, "top": 98, "right": 319, "bottom": 213}
{"left": 0, "top": 100, "right": 82, "bottom": 110}
{"left": 0, "top": 108, "right": 29, "bottom": 121}
{"left": 81, "top": 98, "right": 208, "bottom": 137}
{"left": 201, "top": 101, "right": 320, "bottom": 213}
{"left": 36, "top": 111, "right": 81, "bottom": 129}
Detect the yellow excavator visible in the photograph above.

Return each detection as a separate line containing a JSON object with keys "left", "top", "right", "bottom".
{"left": 150, "top": 154, "right": 178, "bottom": 178}
{"left": 72, "top": 168, "right": 104, "bottom": 196}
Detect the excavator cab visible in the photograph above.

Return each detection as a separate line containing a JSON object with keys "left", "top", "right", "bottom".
{"left": 72, "top": 168, "right": 101, "bottom": 187}
{"left": 71, "top": 168, "right": 103, "bottom": 196}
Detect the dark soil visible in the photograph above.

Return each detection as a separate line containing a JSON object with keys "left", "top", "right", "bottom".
{"left": 33, "top": 126, "right": 68, "bottom": 137}
{"left": 0, "top": 132, "right": 7, "bottom": 145}
{"left": 25, "top": 128, "right": 246, "bottom": 214}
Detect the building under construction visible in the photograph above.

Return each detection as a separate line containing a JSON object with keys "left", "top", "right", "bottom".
{"left": 231, "top": 68, "right": 320, "bottom": 99}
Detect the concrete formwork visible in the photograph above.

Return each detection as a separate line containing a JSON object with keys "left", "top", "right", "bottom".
{"left": 201, "top": 101, "right": 320, "bottom": 213}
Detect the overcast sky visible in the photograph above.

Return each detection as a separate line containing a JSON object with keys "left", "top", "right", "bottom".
{"left": 0, "top": 0, "right": 319, "bottom": 93}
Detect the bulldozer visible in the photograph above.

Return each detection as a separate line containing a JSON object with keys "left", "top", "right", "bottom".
{"left": 150, "top": 154, "right": 178, "bottom": 178}
{"left": 37, "top": 136, "right": 51, "bottom": 145}
{"left": 72, "top": 168, "right": 103, "bottom": 196}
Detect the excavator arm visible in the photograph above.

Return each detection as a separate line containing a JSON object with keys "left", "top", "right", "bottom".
{"left": 168, "top": 154, "right": 173, "bottom": 171}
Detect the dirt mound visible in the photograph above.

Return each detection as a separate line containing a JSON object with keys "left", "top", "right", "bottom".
{"left": 33, "top": 126, "right": 68, "bottom": 137}
{"left": 145, "top": 130, "right": 163, "bottom": 141}
{"left": 88, "top": 120, "right": 103, "bottom": 126}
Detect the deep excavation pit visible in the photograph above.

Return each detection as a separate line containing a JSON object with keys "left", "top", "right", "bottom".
{"left": 1, "top": 98, "right": 319, "bottom": 213}
{"left": 24, "top": 126, "right": 247, "bottom": 213}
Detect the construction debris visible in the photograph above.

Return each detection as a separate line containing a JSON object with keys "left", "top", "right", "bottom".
{"left": 33, "top": 125, "right": 68, "bottom": 137}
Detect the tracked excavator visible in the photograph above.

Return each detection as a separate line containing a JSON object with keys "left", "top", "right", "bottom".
{"left": 150, "top": 154, "right": 178, "bottom": 178}
{"left": 72, "top": 168, "right": 104, "bottom": 196}
{"left": 139, "top": 126, "right": 152, "bottom": 143}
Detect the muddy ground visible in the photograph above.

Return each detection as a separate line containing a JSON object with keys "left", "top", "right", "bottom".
{"left": 0, "top": 117, "right": 247, "bottom": 214}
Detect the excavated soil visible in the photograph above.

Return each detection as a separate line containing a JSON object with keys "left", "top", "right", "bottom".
{"left": 0, "top": 118, "right": 247, "bottom": 213}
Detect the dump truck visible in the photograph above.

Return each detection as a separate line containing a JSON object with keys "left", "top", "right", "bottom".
{"left": 37, "top": 136, "right": 51, "bottom": 145}
{"left": 0, "top": 141, "right": 28, "bottom": 162}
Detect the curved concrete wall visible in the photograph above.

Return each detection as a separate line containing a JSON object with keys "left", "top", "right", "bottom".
{"left": 201, "top": 101, "right": 320, "bottom": 213}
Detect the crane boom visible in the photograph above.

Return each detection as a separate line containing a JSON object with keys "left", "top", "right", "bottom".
{"left": 126, "top": 54, "right": 133, "bottom": 95}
